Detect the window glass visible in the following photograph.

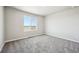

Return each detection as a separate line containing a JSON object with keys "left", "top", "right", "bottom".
{"left": 24, "top": 16, "right": 38, "bottom": 32}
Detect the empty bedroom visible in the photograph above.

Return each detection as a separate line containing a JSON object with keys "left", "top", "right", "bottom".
{"left": 0, "top": 6, "right": 79, "bottom": 53}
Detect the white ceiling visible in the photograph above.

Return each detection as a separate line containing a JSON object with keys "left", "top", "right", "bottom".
{"left": 12, "top": 6, "right": 73, "bottom": 16}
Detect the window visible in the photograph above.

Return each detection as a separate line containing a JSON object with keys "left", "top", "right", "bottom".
{"left": 24, "top": 16, "right": 38, "bottom": 32}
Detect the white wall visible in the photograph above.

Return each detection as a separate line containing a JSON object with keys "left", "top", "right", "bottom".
{"left": 5, "top": 7, "right": 45, "bottom": 42}
{"left": 45, "top": 7, "right": 79, "bottom": 43}
{"left": 0, "top": 6, "right": 4, "bottom": 51}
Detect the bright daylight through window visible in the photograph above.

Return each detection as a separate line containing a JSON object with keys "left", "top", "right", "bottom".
{"left": 24, "top": 16, "right": 38, "bottom": 32}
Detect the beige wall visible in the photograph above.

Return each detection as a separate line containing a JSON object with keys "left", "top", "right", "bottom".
{"left": 5, "top": 7, "right": 45, "bottom": 42}
{"left": 45, "top": 7, "right": 79, "bottom": 43}
{"left": 0, "top": 6, "right": 4, "bottom": 51}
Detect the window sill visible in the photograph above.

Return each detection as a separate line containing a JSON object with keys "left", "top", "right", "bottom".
{"left": 24, "top": 30, "right": 39, "bottom": 32}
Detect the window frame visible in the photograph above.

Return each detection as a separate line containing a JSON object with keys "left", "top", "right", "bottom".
{"left": 24, "top": 15, "right": 38, "bottom": 32}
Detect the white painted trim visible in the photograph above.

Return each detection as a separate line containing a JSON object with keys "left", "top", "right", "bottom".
{"left": 5, "top": 34, "right": 45, "bottom": 43}
{"left": 5, "top": 33, "right": 79, "bottom": 43}
{"left": 5, "top": 38, "right": 22, "bottom": 43}
{"left": 46, "top": 33, "right": 79, "bottom": 43}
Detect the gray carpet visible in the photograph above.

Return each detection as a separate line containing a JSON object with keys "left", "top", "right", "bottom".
{"left": 1, "top": 35, "right": 79, "bottom": 53}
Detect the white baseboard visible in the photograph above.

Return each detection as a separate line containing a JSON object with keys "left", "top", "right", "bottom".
{"left": 46, "top": 33, "right": 79, "bottom": 43}
{"left": 5, "top": 34, "right": 45, "bottom": 43}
